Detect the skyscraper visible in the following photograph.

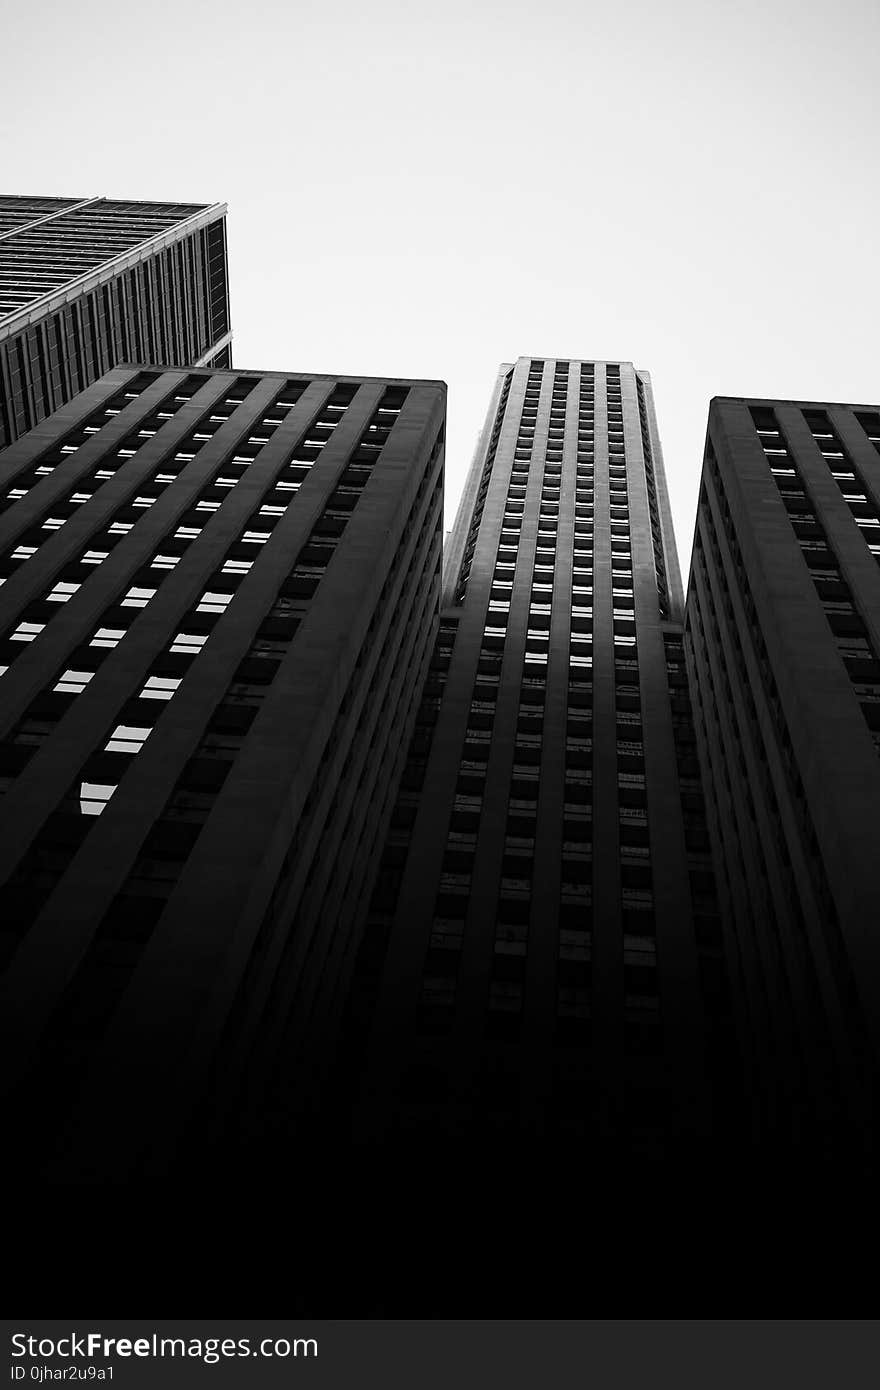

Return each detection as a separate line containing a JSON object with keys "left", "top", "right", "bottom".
{"left": 0, "top": 361, "right": 445, "bottom": 1183}
{"left": 340, "top": 357, "right": 731, "bottom": 1174}
{"left": 684, "top": 394, "right": 880, "bottom": 1175}
{"left": 0, "top": 196, "right": 231, "bottom": 450}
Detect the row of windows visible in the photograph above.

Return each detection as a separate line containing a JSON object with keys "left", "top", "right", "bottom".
{"left": 418, "top": 941, "right": 660, "bottom": 1047}
{"left": 751, "top": 406, "right": 880, "bottom": 752}
{"left": 35, "top": 436, "right": 443, "bottom": 1082}
{"left": 241, "top": 499, "right": 445, "bottom": 1077}
{"left": 688, "top": 516, "right": 827, "bottom": 1093}
{"left": 662, "top": 633, "right": 722, "bottom": 934}
{"left": 0, "top": 378, "right": 326, "bottom": 678}
{"left": 1, "top": 384, "right": 397, "bottom": 790}
{"left": 413, "top": 641, "right": 660, "bottom": 1042}
{"left": 690, "top": 439, "right": 869, "bottom": 1073}
{"left": 636, "top": 375, "right": 669, "bottom": 616}
{"left": 387, "top": 367, "right": 662, "bottom": 1055}
{"left": 804, "top": 408, "right": 880, "bottom": 554}
{"left": 0, "top": 375, "right": 276, "bottom": 594}
{"left": 1, "top": 373, "right": 205, "bottom": 515}
{"left": 454, "top": 368, "right": 513, "bottom": 602}
{"left": 0, "top": 388, "right": 412, "bottom": 950}
{"left": 278, "top": 442, "right": 445, "bottom": 930}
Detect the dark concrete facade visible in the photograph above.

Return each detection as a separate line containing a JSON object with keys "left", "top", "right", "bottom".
{"left": 341, "top": 357, "right": 731, "bottom": 1173}
{"left": 684, "top": 396, "right": 880, "bottom": 1173}
{"left": 0, "top": 363, "right": 445, "bottom": 1182}
{"left": 0, "top": 197, "right": 232, "bottom": 449}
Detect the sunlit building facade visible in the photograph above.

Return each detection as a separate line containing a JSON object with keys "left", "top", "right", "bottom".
{"left": 0, "top": 195, "right": 231, "bottom": 449}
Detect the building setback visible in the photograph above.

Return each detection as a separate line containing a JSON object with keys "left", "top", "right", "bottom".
{"left": 0, "top": 196, "right": 232, "bottom": 450}
{"left": 339, "top": 357, "right": 733, "bottom": 1173}
{"left": 0, "top": 363, "right": 445, "bottom": 1183}
{"left": 684, "top": 396, "right": 880, "bottom": 1175}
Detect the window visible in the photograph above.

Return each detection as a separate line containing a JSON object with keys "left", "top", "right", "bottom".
{"left": 54, "top": 669, "right": 94, "bottom": 694}
{"left": 105, "top": 725, "right": 151, "bottom": 754}
{"left": 170, "top": 632, "right": 208, "bottom": 655}
{"left": 11, "top": 621, "right": 45, "bottom": 642}
{"left": 90, "top": 627, "right": 125, "bottom": 648}
{"left": 46, "top": 582, "right": 80, "bottom": 603}
{"left": 141, "top": 676, "right": 181, "bottom": 701}
{"left": 197, "top": 590, "right": 234, "bottom": 614}
{"left": 121, "top": 586, "right": 156, "bottom": 608}
{"left": 79, "top": 782, "right": 116, "bottom": 816}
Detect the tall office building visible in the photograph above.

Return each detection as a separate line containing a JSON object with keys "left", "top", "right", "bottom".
{"left": 684, "top": 395, "right": 880, "bottom": 1174}
{"left": 0, "top": 196, "right": 231, "bottom": 450}
{"left": 340, "top": 356, "right": 731, "bottom": 1173}
{"left": 0, "top": 362, "right": 445, "bottom": 1183}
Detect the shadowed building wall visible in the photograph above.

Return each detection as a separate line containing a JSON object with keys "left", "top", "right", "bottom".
{"left": 340, "top": 356, "right": 734, "bottom": 1174}
{"left": 684, "top": 395, "right": 880, "bottom": 1175}
{"left": 0, "top": 363, "right": 445, "bottom": 1182}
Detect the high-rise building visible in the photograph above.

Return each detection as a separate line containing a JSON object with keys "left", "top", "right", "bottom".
{"left": 0, "top": 361, "right": 445, "bottom": 1183}
{"left": 339, "top": 357, "right": 732, "bottom": 1175}
{"left": 0, "top": 196, "right": 232, "bottom": 450}
{"left": 684, "top": 394, "right": 880, "bottom": 1175}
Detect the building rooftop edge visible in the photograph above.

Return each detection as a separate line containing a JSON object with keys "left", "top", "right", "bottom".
{"left": 710, "top": 394, "right": 880, "bottom": 411}
{"left": 512, "top": 355, "right": 636, "bottom": 366}
{"left": 113, "top": 361, "right": 448, "bottom": 391}
{"left": 0, "top": 194, "right": 216, "bottom": 210}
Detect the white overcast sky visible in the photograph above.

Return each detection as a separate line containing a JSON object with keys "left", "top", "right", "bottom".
{"left": 3, "top": 0, "right": 878, "bottom": 579}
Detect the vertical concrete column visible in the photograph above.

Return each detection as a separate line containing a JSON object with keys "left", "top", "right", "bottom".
{"left": 625, "top": 365, "right": 707, "bottom": 1141}
{"left": 590, "top": 363, "right": 622, "bottom": 1136}
{"left": 521, "top": 359, "right": 578, "bottom": 1130}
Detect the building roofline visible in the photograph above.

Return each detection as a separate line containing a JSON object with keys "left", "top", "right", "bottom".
{"left": 0, "top": 201, "right": 228, "bottom": 344}
{"left": 0, "top": 196, "right": 100, "bottom": 245}
{"left": 112, "top": 361, "right": 448, "bottom": 390}
{"left": 513, "top": 354, "right": 636, "bottom": 368}
{"left": 710, "top": 394, "right": 880, "bottom": 411}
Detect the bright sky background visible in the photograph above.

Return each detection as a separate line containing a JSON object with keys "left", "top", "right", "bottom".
{"left": 3, "top": 0, "right": 878, "bottom": 581}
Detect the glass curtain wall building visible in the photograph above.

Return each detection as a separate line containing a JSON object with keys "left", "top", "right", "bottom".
{"left": 0, "top": 196, "right": 231, "bottom": 450}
